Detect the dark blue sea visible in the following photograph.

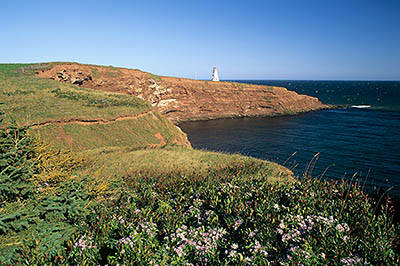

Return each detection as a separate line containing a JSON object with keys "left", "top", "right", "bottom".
{"left": 180, "top": 80, "right": 400, "bottom": 199}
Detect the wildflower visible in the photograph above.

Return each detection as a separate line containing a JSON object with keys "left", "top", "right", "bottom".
{"left": 174, "top": 245, "right": 185, "bottom": 257}
{"left": 228, "top": 250, "right": 237, "bottom": 258}
{"left": 74, "top": 235, "right": 95, "bottom": 251}
{"left": 251, "top": 240, "right": 262, "bottom": 253}
{"left": 336, "top": 223, "right": 349, "bottom": 233}
{"left": 301, "top": 250, "right": 310, "bottom": 259}
{"left": 279, "top": 222, "right": 286, "bottom": 229}
{"left": 340, "top": 255, "right": 362, "bottom": 265}
{"left": 233, "top": 219, "right": 243, "bottom": 230}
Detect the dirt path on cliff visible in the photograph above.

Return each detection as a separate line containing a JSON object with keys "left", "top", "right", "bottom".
{"left": 29, "top": 111, "right": 153, "bottom": 128}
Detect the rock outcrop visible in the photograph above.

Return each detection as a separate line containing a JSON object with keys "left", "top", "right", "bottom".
{"left": 36, "top": 63, "right": 332, "bottom": 123}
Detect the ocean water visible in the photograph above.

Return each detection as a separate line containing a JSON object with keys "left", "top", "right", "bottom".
{"left": 180, "top": 80, "right": 400, "bottom": 198}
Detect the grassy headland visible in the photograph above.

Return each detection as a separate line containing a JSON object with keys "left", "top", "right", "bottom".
{"left": 0, "top": 64, "right": 149, "bottom": 126}
{"left": 0, "top": 63, "right": 398, "bottom": 265}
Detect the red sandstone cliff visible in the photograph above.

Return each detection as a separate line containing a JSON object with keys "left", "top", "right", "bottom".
{"left": 36, "top": 63, "right": 331, "bottom": 123}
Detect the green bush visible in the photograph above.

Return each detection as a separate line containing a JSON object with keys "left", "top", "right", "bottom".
{"left": 0, "top": 111, "right": 36, "bottom": 203}
{"left": 0, "top": 111, "right": 92, "bottom": 264}
{"left": 14, "top": 175, "right": 398, "bottom": 265}
{"left": 1, "top": 107, "right": 399, "bottom": 265}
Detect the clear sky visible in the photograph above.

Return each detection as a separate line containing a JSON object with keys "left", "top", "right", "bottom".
{"left": 1, "top": 0, "right": 399, "bottom": 80}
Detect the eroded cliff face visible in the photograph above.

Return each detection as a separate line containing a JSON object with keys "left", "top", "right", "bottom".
{"left": 36, "top": 63, "right": 331, "bottom": 123}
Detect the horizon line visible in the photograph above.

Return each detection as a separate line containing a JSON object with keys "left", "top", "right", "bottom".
{"left": 1, "top": 61, "right": 399, "bottom": 82}
{"left": 222, "top": 79, "right": 400, "bottom": 82}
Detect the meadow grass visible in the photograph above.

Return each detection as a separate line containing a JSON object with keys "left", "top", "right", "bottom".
{"left": 1, "top": 63, "right": 188, "bottom": 152}
{"left": 81, "top": 145, "right": 293, "bottom": 186}
{"left": 0, "top": 64, "right": 150, "bottom": 125}
{"left": 1, "top": 63, "right": 399, "bottom": 265}
{"left": 0, "top": 63, "right": 35, "bottom": 75}
{"left": 2, "top": 124, "right": 397, "bottom": 264}
{"left": 31, "top": 112, "right": 189, "bottom": 151}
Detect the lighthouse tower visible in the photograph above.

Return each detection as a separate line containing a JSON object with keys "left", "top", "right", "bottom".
{"left": 211, "top": 67, "right": 219, "bottom": 81}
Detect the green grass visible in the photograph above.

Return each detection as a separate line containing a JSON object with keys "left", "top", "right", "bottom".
{"left": 0, "top": 63, "right": 35, "bottom": 76}
{"left": 50, "top": 87, "right": 147, "bottom": 108}
{"left": 0, "top": 63, "right": 290, "bottom": 182}
{"left": 0, "top": 63, "right": 290, "bottom": 183}
{"left": 31, "top": 112, "right": 188, "bottom": 151}
{"left": 0, "top": 64, "right": 150, "bottom": 125}
{"left": 1, "top": 62, "right": 398, "bottom": 265}
{"left": 81, "top": 145, "right": 293, "bottom": 185}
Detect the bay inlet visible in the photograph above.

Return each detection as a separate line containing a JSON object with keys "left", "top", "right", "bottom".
{"left": 180, "top": 80, "right": 400, "bottom": 198}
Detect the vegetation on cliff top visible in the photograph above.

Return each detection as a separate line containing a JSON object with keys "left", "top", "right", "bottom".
{"left": 0, "top": 63, "right": 188, "bottom": 151}
{"left": 35, "top": 62, "right": 329, "bottom": 123}
{"left": 0, "top": 64, "right": 150, "bottom": 126}
{"left": 0, "top": 63, "right": 399, "bottom": 265}
{"left": 0, "top": 119, "right": 398, "bottom": 265}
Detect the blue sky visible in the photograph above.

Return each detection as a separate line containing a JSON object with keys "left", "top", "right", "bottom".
{"left": 1, "top": 0, "right": 399, "bottom": 80}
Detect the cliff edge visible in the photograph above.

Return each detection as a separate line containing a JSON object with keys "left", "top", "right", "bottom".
{"left": 36, "top": 63, "right": 331, "bottom": 123}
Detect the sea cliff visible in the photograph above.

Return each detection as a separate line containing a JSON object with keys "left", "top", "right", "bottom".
{"left": 36, "top": 63, "right": 332, "bottom": 123}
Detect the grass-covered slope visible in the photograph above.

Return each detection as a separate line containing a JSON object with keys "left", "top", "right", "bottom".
{"left": 82, "top": 145, "right": 292, "bottom": 185}
{"left": 0, "top": 122, "right": 398, "bottom": 265}
{"left": 0, "top": 64, "right": 149, "bottom": 124}
{"left": 0, "top": 63, "right": 287, "bottom": 177}
{"left": 0, "top": 64, "right": 190, "bottom": 150}
{"left": 0, "top": 63, "right": 399, "bottom": 265}
{"left": 33, "top": 112, "right": 189, "bottom": 151}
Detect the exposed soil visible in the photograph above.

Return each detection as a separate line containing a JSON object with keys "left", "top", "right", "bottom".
{"left": 151, "top": 133, "right": 167, "bottom": 147}
{"left": 29, "top": 111, "right": 152, "bottom": 128}
{"left": 36, "top": 63, "right": 333, "bottom": 123}
{"left": 56, "top": 125, "right": 74, "bottom": 145}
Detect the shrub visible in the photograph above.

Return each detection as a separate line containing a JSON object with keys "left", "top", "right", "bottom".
{"left": 33, "top": 174, "right": 398, "bottom": 265}
{"left": 1, "top": 106, "right": 398, "bottom": 265}
{"left": 0, "top": 113, "right": 36, "bottom": 203}
{"left": 0, "top": 111, "right": 92, "bottom": 264}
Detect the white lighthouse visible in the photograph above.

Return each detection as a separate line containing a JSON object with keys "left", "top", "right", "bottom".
{"left": 211, "top": 67, "right": 219, "bottom": 81}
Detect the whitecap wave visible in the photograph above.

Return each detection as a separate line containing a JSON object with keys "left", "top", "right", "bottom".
{"left": 351, "top": 105, "right": 371, "bottom": 108}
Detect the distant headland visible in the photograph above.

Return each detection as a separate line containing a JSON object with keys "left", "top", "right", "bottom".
{"left": 36, "top": 62, "right": 334, "bottom": 123}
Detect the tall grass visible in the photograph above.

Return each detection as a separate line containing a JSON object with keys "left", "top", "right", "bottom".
{"left": 81, "top": 145, "right": 293, "bottom": 185}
